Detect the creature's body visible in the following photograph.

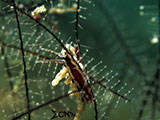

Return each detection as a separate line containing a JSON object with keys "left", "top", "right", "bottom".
{"left": 52, "top": 44, "right": 94, "bottom": 120}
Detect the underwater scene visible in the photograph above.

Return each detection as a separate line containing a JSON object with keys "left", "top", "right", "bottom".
{"left": 0, "top": 0, "right": 159, "bottom": 120}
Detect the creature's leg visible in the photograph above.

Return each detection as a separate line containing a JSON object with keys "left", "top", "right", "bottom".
{"left": 74, "top": 101, "right": 86, "bottom": 120}
{"left": 39, "top": 47, "right": 61, "bottom": 58}
{"left": 65, "top": 76, "right": 72, "bottom": 85}
{"left": 52, "top": 66, "right": 69, "bottom": 86}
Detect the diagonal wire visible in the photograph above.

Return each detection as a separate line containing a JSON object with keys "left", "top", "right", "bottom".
{"left": 12, "top": 0, "right": 31, "bottom": 119}
{"left": 75, "top": 0, "right": 80, "bottom": 49}
{"left": 2, "top": 0, "right": 69, "bottom": 53}
{"left": 11, "top": 78, "right": 107, "bottom": 120}
{"left": 2, "top": 0, "right": 86, "bottom": 75}
{"left": 12, "top": 90, "right": 79, "bottom": 120}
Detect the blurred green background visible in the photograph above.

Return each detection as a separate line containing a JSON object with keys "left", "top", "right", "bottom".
{"left": 0, "top": 0, "right": 159, "bottom": 120}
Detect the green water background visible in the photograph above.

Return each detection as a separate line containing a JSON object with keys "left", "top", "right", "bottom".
{"left": 0, "top": 0, "right": 159, "bottom": 120}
